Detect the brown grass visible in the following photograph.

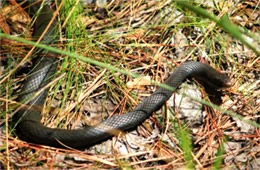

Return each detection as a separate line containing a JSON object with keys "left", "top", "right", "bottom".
{"left": 0, "top": 0, "right": 259, "bottom": 169}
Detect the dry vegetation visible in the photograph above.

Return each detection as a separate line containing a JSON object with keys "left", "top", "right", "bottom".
{"left": 0, "top": 0, "right": 259, "bottom": 169}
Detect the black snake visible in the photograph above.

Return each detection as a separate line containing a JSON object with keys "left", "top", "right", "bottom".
{"left": 13, "top": 1, "right": 231, "bottom": 148}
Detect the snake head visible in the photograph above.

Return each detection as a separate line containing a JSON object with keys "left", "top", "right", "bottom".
{"left": 211, "top": 72, "right": 232, "bottom": 89}
{"left": 194, "top": 71, "right": 232, "bottom": 90}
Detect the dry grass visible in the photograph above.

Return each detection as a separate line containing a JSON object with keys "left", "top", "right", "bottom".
{"left": 0, "top": 0, "right": 259, "bottom": 169}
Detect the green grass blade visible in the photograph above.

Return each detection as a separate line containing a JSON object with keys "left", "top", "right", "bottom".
{"left": 177, "top": 125, "right": 194, "bottom": 169}
{"left": 212, "top": 139, "right": 225, "bottom": 169}
{"left": 175, "top": 1, "right": 260, "bottom": 55}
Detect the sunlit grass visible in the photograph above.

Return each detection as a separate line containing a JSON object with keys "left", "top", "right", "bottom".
{"left": 0, "top": 0, "right": 259, "bottom": 169}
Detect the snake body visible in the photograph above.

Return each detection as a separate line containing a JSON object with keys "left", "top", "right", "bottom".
{"left": 14, "top": 2, "right": 231, "bottom": 148}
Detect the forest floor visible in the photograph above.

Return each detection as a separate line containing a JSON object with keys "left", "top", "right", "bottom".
{"left": 0, "top": 0, "right": 259, "bottom": 169}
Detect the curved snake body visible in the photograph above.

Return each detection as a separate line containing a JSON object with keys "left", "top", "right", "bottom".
{"left": 14, "top": 2, "right": 231, "bottom": 148}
